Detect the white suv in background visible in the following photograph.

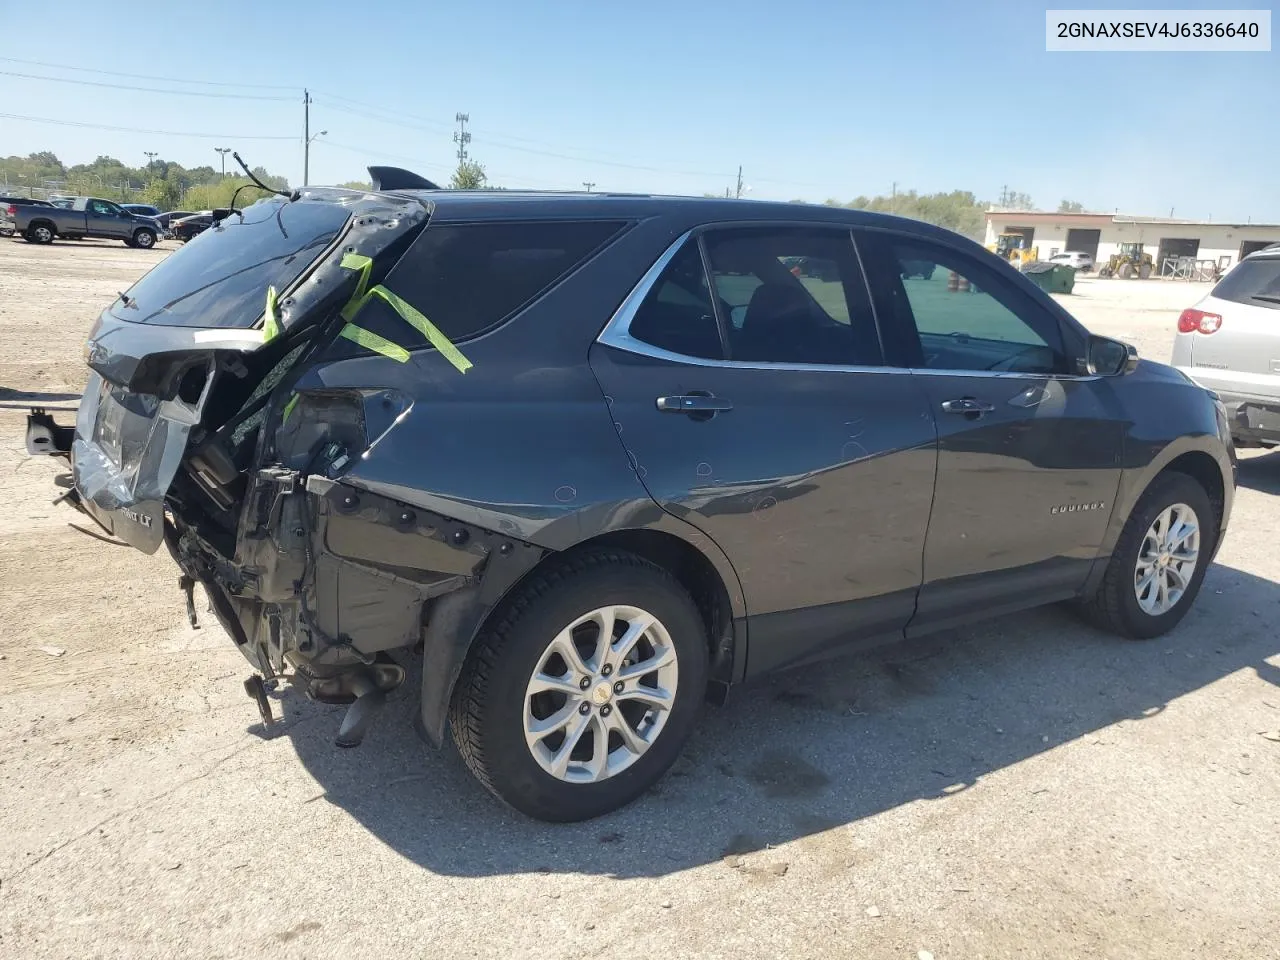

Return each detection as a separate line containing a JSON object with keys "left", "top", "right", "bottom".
{"left": 1171, "top": 244, "right": 1280, "bottom": 448}
{"left": 1049, "top": 251, "right": 1094, "bottom": 271}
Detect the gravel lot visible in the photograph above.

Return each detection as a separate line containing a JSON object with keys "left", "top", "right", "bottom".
{"left": 2, "top": 239, "right": 1278, "bottom": 960}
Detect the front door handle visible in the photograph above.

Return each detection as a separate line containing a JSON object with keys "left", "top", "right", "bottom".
{"left": 940, "top": 397, "right": 995, "bottom": 418}
{"left": 656, "top": 394, "right": 733, "bottom": 416}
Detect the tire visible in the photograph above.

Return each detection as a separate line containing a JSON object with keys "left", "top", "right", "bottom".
{"left": 1119, "top": 262, "right": 1134, "bottom": 279}
{"left": 131, "top": 229, "right": 156, "bottom": 249}
{"left": 26, "top": 223, "right": 54, "bottom": 244}
{"left": 123, "top": 237, "right": 137, "bottom": 248}
{"left": 1080, "top": 471, "right": 1215, "bottom": 639}
{"left": 449, "top": 549, "right": 709, "bottom": 822}
{"left": 1138, "top": 262, "right": 1152, "bottom": 279}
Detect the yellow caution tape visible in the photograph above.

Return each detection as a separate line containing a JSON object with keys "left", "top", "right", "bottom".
{"left": 336, "top": 253, "right": 472, "bottom": 374}
{"left": 364, "top": 286, "right": 473, "bottom": 374}
{"left": 281, "top": 392, "right": 300, "bottom": 424}
{"left": 339, "top": 323, "right": 410, "bottom": 363}
{"left": 339, "top": 252, "right": 374, "bottom": 321}
{"left": 263, "top": 285, "right": 281, "bottom": 343}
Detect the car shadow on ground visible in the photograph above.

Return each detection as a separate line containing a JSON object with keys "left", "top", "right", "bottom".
{"left": 1237, "top": 449, "right": 1280, "bottom": 495}
{"left": 272, "top": 560, "right": 1279, "bottom": 879}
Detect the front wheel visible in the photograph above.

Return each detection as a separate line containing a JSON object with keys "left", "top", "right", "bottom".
{"left": 1080, "top": 472, "right": 1215, "bottom": 639}
{"left": 131, "top": 228, "right": 156, "bottom": 249}
{"left": 449, "top": 550, "right": 709, "bottom": 821}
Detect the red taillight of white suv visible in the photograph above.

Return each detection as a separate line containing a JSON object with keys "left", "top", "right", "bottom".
{"left": 1178, "top": 308, "right": 1223, "bottom": 334}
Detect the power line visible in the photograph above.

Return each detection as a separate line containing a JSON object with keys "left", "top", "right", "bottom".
{"left": 0, "top": 69, "right": 294, "bottom": 100}
{"left": 0, "top": 111, "right": 298, "bottom": 140}
{"left": 0, "top": 56, "right": 300, "bottom": 89}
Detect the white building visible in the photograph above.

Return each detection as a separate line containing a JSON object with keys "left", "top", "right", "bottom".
{"left": 983, "top": 211, "right": 1280, "bottom": 273}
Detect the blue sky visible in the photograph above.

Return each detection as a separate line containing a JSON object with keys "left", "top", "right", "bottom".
{"left": 2, "top": 1, "right": 1275, "bottom": 218}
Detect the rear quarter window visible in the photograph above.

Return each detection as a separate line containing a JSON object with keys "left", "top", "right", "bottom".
{"left": 381, "top": 220, "right": 628, "bottom": 342}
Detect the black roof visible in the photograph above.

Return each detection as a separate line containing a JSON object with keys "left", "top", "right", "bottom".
{"left": 398, "top": 189, "right": 968, "bottom": 245}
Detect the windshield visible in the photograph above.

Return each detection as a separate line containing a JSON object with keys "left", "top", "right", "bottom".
{"left": 112, "top": 198, "right": 351, "bottom": 328}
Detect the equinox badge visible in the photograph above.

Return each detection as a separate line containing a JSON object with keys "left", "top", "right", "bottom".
{"left": 1050, "top": 501, "right": 1106, "bottom": 515}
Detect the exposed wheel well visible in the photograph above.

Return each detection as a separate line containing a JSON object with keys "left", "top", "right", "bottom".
{"left": 562, "top": 529, "right": 737, "bottom": 683}
{"left": 1158, "top": 451, "right": 1225, "bottom": 530}
{"left": 28, "top": 219, "right": 55, "bottom": 233}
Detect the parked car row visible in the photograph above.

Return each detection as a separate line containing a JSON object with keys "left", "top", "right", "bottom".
{"left": 1, "top": 196, "right": 217, "bottom": 247}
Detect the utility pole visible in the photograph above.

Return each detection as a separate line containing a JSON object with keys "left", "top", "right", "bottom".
{"left": 303, "top": 89, "right": 312, "bottom": 186}
{"left": 582, "top": 181, "right": 595, "bottom": 192}
{"left": 735, "top": 165, "right": 744, "bottom": 199}
{"left": 144, "top": 151, "right": 158, "bottom": 176}
{"left": 215, "top": 147, "right": 231, "bottom": 176}
{"left": 453, "top": 113, "right": 471, "bottom": 163}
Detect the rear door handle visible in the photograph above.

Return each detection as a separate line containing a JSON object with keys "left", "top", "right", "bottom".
{"left": 656, "top": 394, "right": 733, "bottom": 415}
{"left": 940, "top": 397, "right": 995, "bottom": 416}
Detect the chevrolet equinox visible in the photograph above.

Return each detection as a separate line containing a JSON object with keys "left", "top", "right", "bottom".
{"left": 27, "top": 168, "right": 1235, "bottom": 821}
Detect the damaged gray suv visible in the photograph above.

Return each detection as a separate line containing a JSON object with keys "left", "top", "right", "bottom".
{"left": 28, "top": 168, "right": 1235, "bottom": 821}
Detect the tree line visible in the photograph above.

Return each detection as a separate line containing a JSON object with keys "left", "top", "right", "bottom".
{"left": 0, "top": 150, "right": 290, "bottom": 212}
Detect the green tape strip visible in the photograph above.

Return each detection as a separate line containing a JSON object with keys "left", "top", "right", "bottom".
{"left": 339, "top": 252, "right": 374, "bottom": 321}
{"left": 336, "top": 251, "right": 471, "bottom": 373}
{"left": 263, "top": 285, "right": 281, "bottom": 343}
{"left": 281, "top": 392, "right": 299, "bottom": 425}
{"left": 339, "top": 323, "right": 410, "bottom": 363}
{"left": 366, "top": 286, "right": 474, "bottom": 374}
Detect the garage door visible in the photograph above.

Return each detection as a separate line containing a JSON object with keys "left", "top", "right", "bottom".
{"left": 1064, "top": 228, "right": 1100, "bottom": 260}
{"left": 1240, "top": 240, "right": 1279, "bottom": 260}
{"left": 1157, "top": 238, "right": 1200, "bottom": 271}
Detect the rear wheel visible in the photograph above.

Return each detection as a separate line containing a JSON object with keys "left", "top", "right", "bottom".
{"left": 449, "top": 550, "right": 708, "bottom": 821}
{"left": 26, "top": 223, "right": 54, "bottom": 244}
{"left": 1080, "top": 472, "right": 1214, "bottom": 639}
{"left": 1138, "top": 262, "right": 1152, "bottom": 279}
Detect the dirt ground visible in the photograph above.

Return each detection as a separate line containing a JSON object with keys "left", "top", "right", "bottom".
{"left": 1, "top": 239, "right": 1278, "bottom": 960}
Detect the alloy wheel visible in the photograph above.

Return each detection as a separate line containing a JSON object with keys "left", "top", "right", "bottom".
{"left": 1134, "top": 502, "right": 1200, "bottom": 616}
{"left": 523, "top": 604, "right": 678, "bottom": 783}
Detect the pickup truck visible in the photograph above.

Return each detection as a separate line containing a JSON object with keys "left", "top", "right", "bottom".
{"left": 7, "top": 196, "right": 162, "bottom": 248}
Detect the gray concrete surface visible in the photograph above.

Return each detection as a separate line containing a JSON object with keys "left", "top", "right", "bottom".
{"left": 1, "top": 241, "right": 1278, "bottom": 959}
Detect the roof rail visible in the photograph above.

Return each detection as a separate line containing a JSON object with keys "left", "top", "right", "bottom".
{"left": 367, "top": 166, "right": 441, "bottom": 191}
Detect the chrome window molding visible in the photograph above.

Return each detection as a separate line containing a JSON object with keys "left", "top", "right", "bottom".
{"left": 596, "top": 231, "right": 1102, "bottom": 382}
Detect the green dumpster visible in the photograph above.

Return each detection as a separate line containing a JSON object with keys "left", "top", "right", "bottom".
{"left": 1021, "top": 260, "right": 1076, "bottom": 294}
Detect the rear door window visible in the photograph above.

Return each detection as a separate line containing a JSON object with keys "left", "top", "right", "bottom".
{"left": 1211, "top": 258, "right": 1280, "bottom": 310}
{"left": 113, "top": 198, "right": 352, "bottom": 328}
{"left": 384, "top": 220, "right": 628, "bottom": 342}
{"left": 701, "top": 227, "right": 881, "bottom": 365}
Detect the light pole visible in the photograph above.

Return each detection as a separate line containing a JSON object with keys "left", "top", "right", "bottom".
{"left": 215, "top": 147, "right": 231, "bottom": 176}
{"left": 144, "top": 151, "right": 158, "bottom": 176}
{"left": 304, "top": 129, "right": 326, "bottom": 186}
{"left": 582, "top": 181, "right": 595, "bottom": 192}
